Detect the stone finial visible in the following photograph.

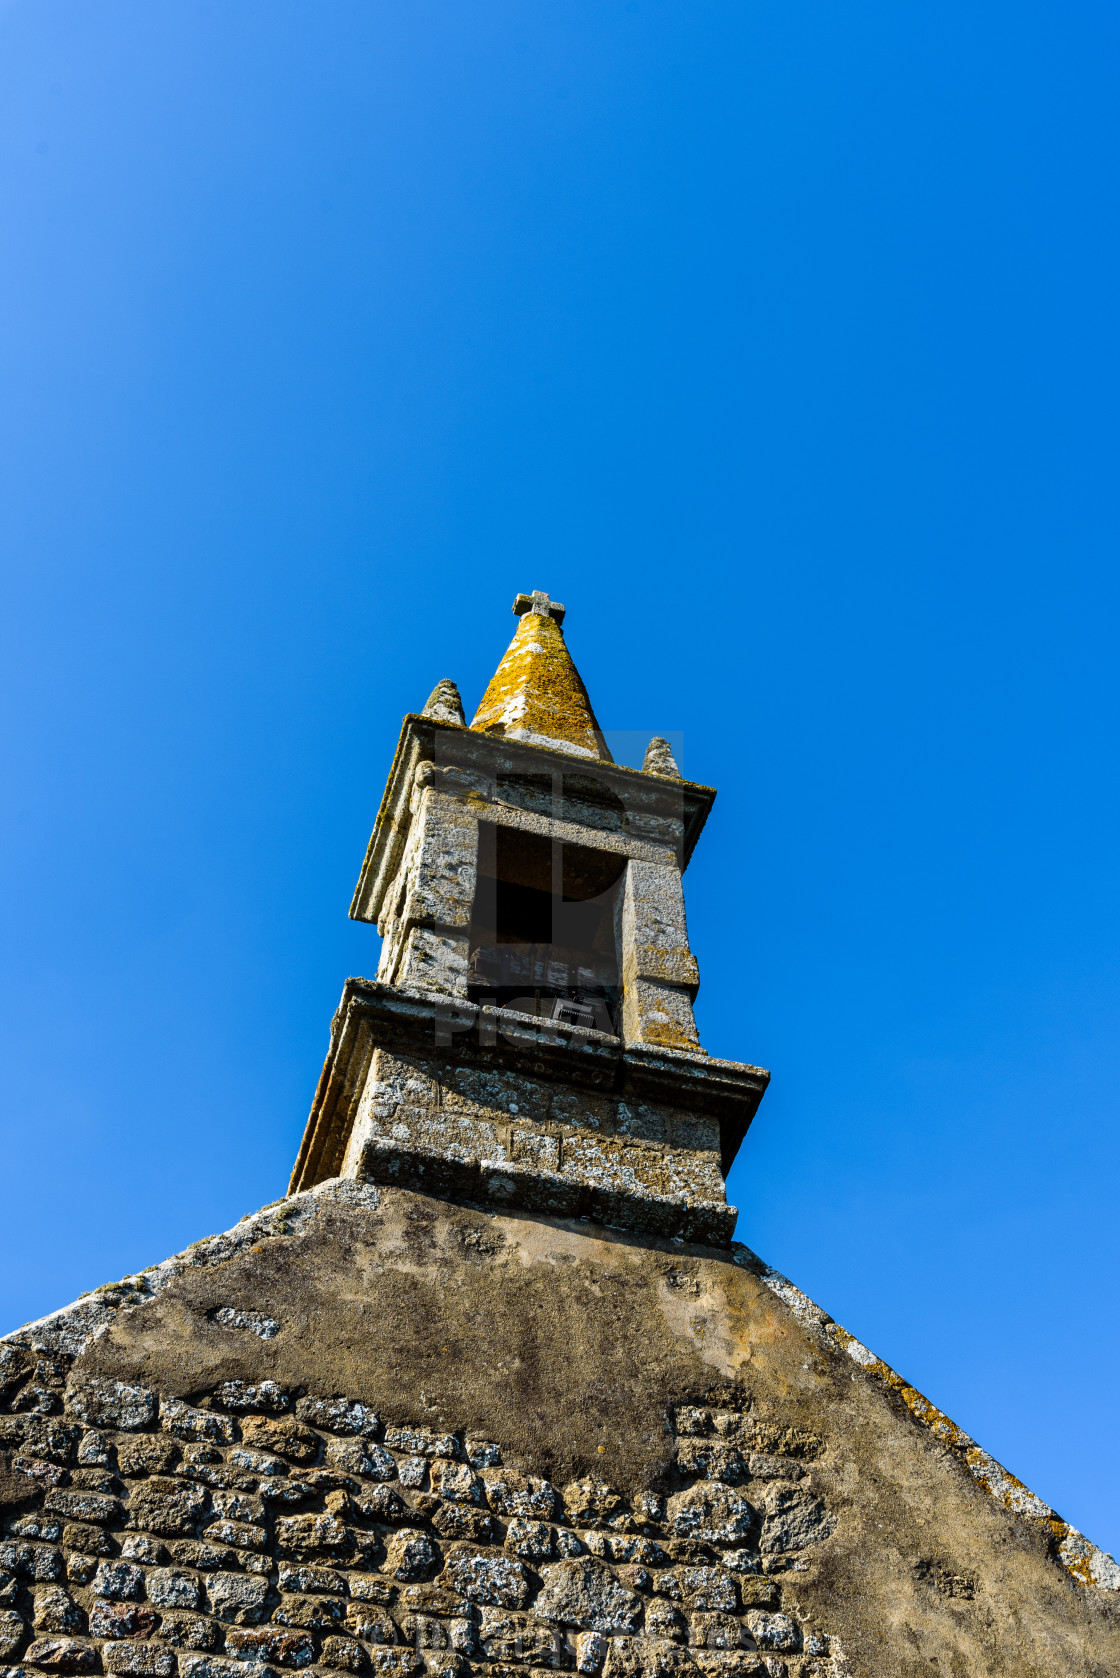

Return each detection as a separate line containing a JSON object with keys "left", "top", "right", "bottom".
{"left": 643, "top": 737, "right": 681, "bottom": 779}
{"left": 513, "top": 590, "right": 566, "bottom": 626}
{"left": 422, "top": 679, "right": 466, "bottom": 726}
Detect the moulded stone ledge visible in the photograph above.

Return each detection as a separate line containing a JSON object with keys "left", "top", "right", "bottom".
{"left": 356, "top": 1138, "right": 738, "bottom": 1249}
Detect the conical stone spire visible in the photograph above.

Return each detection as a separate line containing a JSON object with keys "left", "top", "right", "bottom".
{"left": 470, "top": 590, "right": 612, "bottom": 761}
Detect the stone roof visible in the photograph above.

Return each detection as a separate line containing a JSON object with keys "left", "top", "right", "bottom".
{"left": 470, "top": 593, "right": 611, "bottom": 762}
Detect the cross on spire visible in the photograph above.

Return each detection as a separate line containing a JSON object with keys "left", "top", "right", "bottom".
{"left": 513, "top": 590, "right": 566, "bottom": 625}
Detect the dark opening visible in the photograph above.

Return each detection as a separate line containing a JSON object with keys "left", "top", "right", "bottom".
{"left": 468, "top": 823, "right": 625, "bottom": 1031}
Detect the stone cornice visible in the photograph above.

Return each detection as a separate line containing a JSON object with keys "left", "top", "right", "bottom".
{"left": 288, "top": 978, "right": 769, "bottom": 1198}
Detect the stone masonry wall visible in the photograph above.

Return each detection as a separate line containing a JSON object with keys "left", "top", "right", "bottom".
{"left": 340, "top": 1052, "right": 725, "bottom": 1211}
{"left": 0, "top": 1362, "right": 840, "bottom": 1678}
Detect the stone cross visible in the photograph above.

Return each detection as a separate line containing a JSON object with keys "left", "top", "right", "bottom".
{"left": 513, "top": 590, "right": 566, "bottom": 625}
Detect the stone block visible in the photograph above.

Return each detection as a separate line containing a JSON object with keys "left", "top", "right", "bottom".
{"left": 212, "top": 1383, "right": 292, "bottom": 1416}
{"left": 225, "top": 1628, "right": 315, "bottom": 1668}
{"left": 383, "top": 1533, "right": 439, "bottom": 1585}
{"left": 476, "top": 1609, "right": 564, "bottom": 1666}
{"left": 89, "top": 1564, "right": 142, "bottom": 1603}
{"left": 294, "top": 1399, "right": 379, "bottom": 1440}
{"left": 319, "top": 1636, "right": 367, "bottom": 1672}
{"left": 0, "top": 1606, "right": 25, "bottom": 1657}
{"left": 274, "top": 1516, "right": 349, "bottom": 1554}
{"left": 382, "top": 1430, "right": 458, "bottom": 1462}
{"left": 145, "top": 1570, "right": 199, "bottom": 1610}
{"left": 442, "top": 1551, "right": 530, "bottom": 1610}
{"left": 274, "top": 1596, "right": 346, "bottom": 1631}
{"left": 204, "top": 1572, "right": 270, "bottom": 1625}
{"left": 481, "top": 1474, "right": 557, "bottom": 1521}
{"left": 43, "top": 1493, "right": 121, "bottom": 1528}
{"left": 156, "top": 1616, "right": 218, "bottom": 1652}
{"left": 32, "top": 1590, "right": 81, "bottom": 1636}
{"left": 534, "top": 1558, "right": 643, "bottom": 1633}
{"left": 88, "top": 1602, "right": 156, "bottom": 1640}
{"left": 160, "top": 1403, "right": 236, "bottom": 1448}
{"left": 24, "top": 1637, "right": 98, "bottom": 1672}
{"left": 103, "top": 1644, "right": 176, "bottom": 1676}
{"left": 127, "top": 1479, "right": 209, "bottom": 1539}
{"left": 67, "top": 1383, "right": 155, "bottom": 1434}
{"left": 666, "top": 1487, "right": 758, "bottom": 1548}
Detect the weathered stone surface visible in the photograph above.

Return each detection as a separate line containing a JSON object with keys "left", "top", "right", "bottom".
{"left": 320, "top": 1633, "right": 369, "bottom": 1671}
{"left": 204, "top": 1571, "right": 269, "bottom": 1624}
{"left": 384, "top": 1530, "right": 439, "bottom": 1584}
{"left": 535, "top": 1557, "right": 643, "bottom": 1633}
{"left": 103, "top": 1642, "right": 177, "bottom": 1676}
{"left": 443, "top": 1549, "right": 530, "bottom": 1609}
{"left": 276, "top": 1564, "right": 343, "bottom": 1595}
{"left": 158, "top": 1613, "right": 218, "bottom": 1650}
{"left": 366, "top": 1649, "right": 422, "bottom": 1678}
{"left": 0, "top": 1542, "right": 63, "bottom": 1582}
{"left": 226, "top": 1626, "right": 316, "bottom": 1667}
{"left": 503, "top": 1519, "right": 552, "bottom": 1562}
{"left": 421, "top": 681, "right": 466, "bottom": 728}
{"left": 25, "top": 1636, "right": 99, "bottom": 1671}
{"left": 645, "top": 1602, "right": 687, "bottom": 1642}
{"left": 679, "top": 1570, "right": 737, "bottom": 1614}
{"left": 674, "top": 1444, "right": 749, "bottom": 1487}
{"left": 601, "top": 1636, "right": 701, "bottom": 1678}
{"left": 147, "top": 1569, "right": 200, "bottom": 1609}
{"left": 351, "top": 1486, "right": 409, "bottom": 1525}
{"left": 687, "top": 1611, "right": 750, "bottom": 1651}
{"left": 382, "top": 1427, "right": 458, "bottom": 1461}
{"left": 665, "top": 1487, "right": 757, "bottom": 1548}
{"left": 477, "top": 1607, "right": 565, "bottom": 1665}
{"left": 67, "top": 1382, "right": 155, "bottom": 1434}
{"left": 295, "top": 1398, "right": 379, "bottom": 1439}
{"left": 213, "top": 1381, "right": 292, "bottom": 1415}
{"left": 89, "top": 1600, "right": 156, "bottom": 1639}
{"left": 743, "top": 1611, "right": 798, "bottom": 1653}
{"left": 275, "top": 1514, "right": 348, "bottom": 1553}
{"left": 90, "top": 1561, "right": 143, "bottom": 1601}
{"left": 160, "top": 1400, "right": 235, "bottom": 1447}
{"left": 756, "top": 1486, "right": 832, "bottom": 1555}
{"left": 128, "top": 1478, "right": 208, "bottom": 1538}
{"left": 3, "top": 1183, "right": 1118, "bottom": 1677}
{"left": 343, "top": 1606, "right": 396, "bottom": 1644}
{"left": 274, "top": 1592, "right": 345, "bottom": 1630}
{"left": 201, "top": 1519, "right": 265, "bottom": 1552}
{"left": 238, "top": 1418, "right": 319, "bottom": 1463}
{"left": 0, "top": 1605, "right": 25, "bottom": 1654}
{"left": 481, "top": 1473, "right": 556, "bottom": 1521}
{"left": 428, "top": 1462, "right": 480, "bottom": 1505}
{"left": 33, "top": 1586, "right": 82, "bottom": 1634}
{"left": 43, "top": 1491, "right": 122, "bottom": 1527}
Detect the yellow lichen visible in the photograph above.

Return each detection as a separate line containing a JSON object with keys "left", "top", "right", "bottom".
{"left": 471, "top": 609, "right": 612, "bottom": 761}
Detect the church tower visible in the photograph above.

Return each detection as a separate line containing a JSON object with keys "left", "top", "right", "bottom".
{"left": 289, "top": 591, "right": 768, "bottom": 1250}
{"left": 2, "top": 591, "right": 1117, "bottom": 1678}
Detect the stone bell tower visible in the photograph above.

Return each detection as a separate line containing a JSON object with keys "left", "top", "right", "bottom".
{"left": 289, "top": 590, "right": 769, "bottom": 1247}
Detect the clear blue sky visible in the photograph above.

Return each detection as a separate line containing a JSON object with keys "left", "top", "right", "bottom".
{"left": 2, "top": 1, "right": 1118, "bottom": 1556}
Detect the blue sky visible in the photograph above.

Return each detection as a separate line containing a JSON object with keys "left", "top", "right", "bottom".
{"left": 2, "top": 1, "right": 1119, "bottom": 1554}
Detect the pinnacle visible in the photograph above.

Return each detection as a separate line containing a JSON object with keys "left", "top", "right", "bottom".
{"left": 470, "top": 592, "right": 612, "bottom": 761}
{"left": 422, "top": 678, "right": 466, "bottom": 725}
{"left": 643, "top": 736, "right": 681, "bottom": 778}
